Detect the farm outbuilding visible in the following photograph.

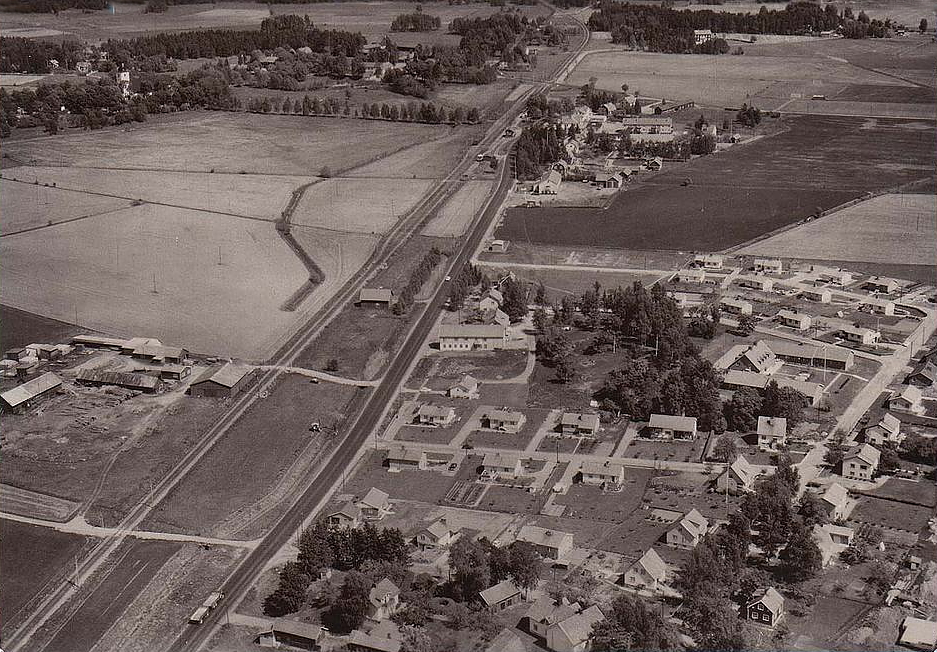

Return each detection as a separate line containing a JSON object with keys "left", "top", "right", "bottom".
{"left": 188, "top": 363, "right": 252, "bottom": 398}
{"left": 76, "top": 369, "right": 159, "bottom": 393}
{"left": 358, "top": 288, "right": 395, "bottom": 308}
{"left": 0, "top": 371, "right": 62, "bottom": 413}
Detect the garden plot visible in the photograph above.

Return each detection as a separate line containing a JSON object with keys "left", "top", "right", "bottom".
{"left": 422, "top": 180, "right": 492, "bottom": 237}
{"left": 291, "top": 178, "right": 434, "bottom": 234}
{"left": 3, "top": 166, "right": 312, "bottom": 222}
{"left": 0, "top": 176, "right": 130, "bottom": 234}
{"left": 739, "top": 193, "right": 937, "bottom": 265}
{"left": 0, "top": 204, "right": 308, "bottom": 359}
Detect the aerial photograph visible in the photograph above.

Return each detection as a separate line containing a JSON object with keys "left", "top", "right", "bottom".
{"left": 0, "top": 0, "right": 934, "bottom": 649}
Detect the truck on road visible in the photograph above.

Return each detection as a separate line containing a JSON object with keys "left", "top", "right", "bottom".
{"left": 189, "top": 591, "right": 224, "bottom": 624}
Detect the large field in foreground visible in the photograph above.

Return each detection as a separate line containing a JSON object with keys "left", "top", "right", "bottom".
{"left": 496, "top": 115, "right": 935, "bottom": 251}
{"left": 2, "top": 112, "right": 451, "bottom": 176}
{"left": 0, "top": 204, "right": 308, "bottom": 358}
{"left": 739, "top": 193, "right": 937, "bottom": 265}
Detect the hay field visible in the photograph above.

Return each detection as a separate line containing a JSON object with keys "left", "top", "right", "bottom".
{"left": 566, "top": 50, "right": 914, "bottom": 109}
{"left": 346, "top": 129, "right": 484, "bottom": 179}
{"left": 2, "top": 113, "right": 450, "bottom": 175}
{"left": 0, "top": 204, "right": 309, "bottom": 358}
{"left": 0, "top": 178, "right": 130, "bottom": 233}
{"left": 291, "top": 227, "right": 381, "bottom": 312}
{"left": 422, "top": 180, "right": 492, "bottom": 237}
{"left": 3, "top": 166, "right": 313, "bottom": 222}
{"left": 292, "top": 178, "right": 433, "bottom": 233}
{"left": 738, "top": 193, "right": 937, "bottom": 265}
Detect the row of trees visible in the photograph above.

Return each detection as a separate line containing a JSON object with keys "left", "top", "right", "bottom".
{"left": 103, "top": 15, "right": 366, "bottom": 60}
{"left": 446, "top": 262, "right": 487, "bottom": 312}
{"left": 514, "top": 122, "right": 567, "bottom": 179}
{"left": 391, "top": 10, "right": 442, "bottom": 32}
{"left": 243, "top": 92, "right": 478, "bottom": 125}
{"left": 394, "top": 246, "right": 445, "bottom": 314}
{"left": 0, "top": 0, "right": 104, "bottom": 12}
{"left": 0, "top": 36, "right": 85, "bottom": 73}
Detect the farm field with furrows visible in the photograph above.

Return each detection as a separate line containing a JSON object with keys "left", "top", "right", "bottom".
{"left": 345, "top": 128, "right": 486, "bottom": 179}
{"left": 496, "top": 115, "right": 936, "bottom": 252}
{"left": 0, "top": 204, "right": 308, "bottom": 359}
{"left": 739, "top": 193, "right": 937, "bottom": 265}
{"left": 1, "top": 166, "right": 313, "bottom": 222}
{"left": 422, "top": 180, "right": 493, "bottom": 237}
{"left": 1, "top": 112, "right": 451, "bottom": 175}
{"left": 291, "top": 177, "right": 434, "bottom": 233}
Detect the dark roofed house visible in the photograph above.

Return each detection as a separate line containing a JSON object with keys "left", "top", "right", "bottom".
{"left": 348, "top": 629, "right": 401, "bottom": 652}
{"left": 268, "top": 619, "right": 322, "bottom": 650}
{"left": 76, "top": 369, "right": 160, "bottom": 393}
{"left": 906, "top": 361, "right": 937, "bottom": 387}
{"left": 359, "top": 288, "right": 395, "bottom": 307}
{"left": 0, "top": 371, "right": 62, "bottom": 413}
{"left": 189, "top": 363, "right": 252, "bottom": 398}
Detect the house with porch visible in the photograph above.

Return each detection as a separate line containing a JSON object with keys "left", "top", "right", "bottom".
{"left": 481, "top": 409, "right": 526, "bottom": 433}
{"left": 560, "top": 412, "right": 600, "bottom": 436}
{"left": 416, "top": 404, "right": 456, "bottom": 427}
{"left": 579, "top": 460, "right": 625, "bottom": 486}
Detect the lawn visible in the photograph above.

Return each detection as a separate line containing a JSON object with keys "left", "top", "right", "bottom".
{"left": 626, "top": 438, "right": 708, "bottom": 464}
{"left": 410, "top": 350, "right": 530, "bottom": 386}
{"left": 862, "top": 477, "right": 936, "bottom": 507}
{"left": 141, "top": 374, "right": 364, "bottom": 538}
{"left": 848, "top": 496, "right": 934, "bottom": 534}
{"left": 340, "top": 450, "right": 476, "bottom": 505}
{"left": 0, "top": 519, "right": 90, "bottom": 632}
{"left": 496, "top": 116, "right": 935, "bottom": 252}
{"left": 0, "top": 304, "right": 83, "bottom": 351}
{"left": 555, "top": 472, "right": 655, "bottom": 522}
{"left": 739, "top": 193, "right": 936, "bottom": 266}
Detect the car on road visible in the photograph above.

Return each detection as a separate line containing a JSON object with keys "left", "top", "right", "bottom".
{"left": 445, "top": 275, "right": 452, "bottom": 281}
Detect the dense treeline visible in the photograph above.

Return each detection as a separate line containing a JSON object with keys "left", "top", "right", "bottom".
{"left": 0, "top": 37, "right": 84, "bottom": 73}
{"left": 394, "top": 246, "right": 445, "bottom": 314}
{"left": 102, "top": 15, "right": 365, "bottom": 60}
{"left": 0, "top": 66, "right": 234, "bottom": 136}
{"left": 514, "top": 122, "right": 566, "bottom": 180}
{"left": 449, "top": 12, "right": 528, "bottom": 57}
{"left": 589, "top": 1, "right": 889, "bottom": 53}
{"left": 0, "top": 0, "right": 103, "bottom": 11}
{"left": 391, "top": 10, "right": 441, "bottom": 32}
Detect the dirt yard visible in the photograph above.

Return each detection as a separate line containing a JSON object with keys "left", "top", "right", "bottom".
{"left": 739, "top": 193, "right": 936, "bottom": 265}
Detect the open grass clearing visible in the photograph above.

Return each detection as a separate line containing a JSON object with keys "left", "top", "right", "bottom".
{"left": 0, "top": 204, "right": 308, "bottom": 359}
{"left": 3, "top": 166, "right": 312, "bottom": 222}
{"left": 497, "top": 116, "right": 936, "bottom": 251}
{"left": 849, "top": 495, "right": 934, "bottom": 533}
{"left": 422, "top": 180, "right": 492, "bottom": 237}
{"left": 738, "top": 193, "right": 936, "bottom": 265}
{"left": 566, "top": 49, "right": 912, "bottom": 110}
{"left": 862, "top": 477, "right": 936, "bottom": 506}
{"left": 142, "top": 375, "right": 363, "bottom": 538}
{"left": 0, "top": 176, "right": 130, "bottom": 234}
{"left": 2, "top": 112, "right": 450, "bottom": 176}
{"left": 556, "top": 471, "right": 655, "bottom": 521}
{"left": 0, "top": 519, "right": 91, "bottom": 630}
{"left": 292, "top": 177, "right": 434, "bottom": 234}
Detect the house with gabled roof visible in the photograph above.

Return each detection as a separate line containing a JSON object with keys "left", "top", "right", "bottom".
{"left": 889, "top": 385, "right": 923, "bottom": 414}
{"left": 358, "top": 288, "right": 395, "bottom": 307}
{"left": 448, "top": 374, "right": 480, "bottom": 399}
{"left": 720, "top": 297, "right": 753, "bottom": 316}
{"left": 756, "top": 416, "right": 787, "bottom": 449}
{"left": 189, "top": 362, "right": 252, "bottom": 398}
{"left": 545, "top": 605, "right": 605, "bottom": 652}
{"left": 694, "top": 254, "right": 724, "bottom": 270}
{"left": 814, "top": 523, "right": 854, "bottom": 566}
{"left": 777, "top": 309, "right": 811, "bottom": 331}
{"left": 416, "top": 404, "right": 456, "bottom": 426}
{"left": 416, "top": 517, "right": 459, "bottom": 549}
{"left": 479, "top": 580, "right": 522, "bottom": 612}
{"left": 737, "top": 275, "right": 774, "bottom": 292}
{"left": 347, "top": 629, "right": 401, "bottom": 652}
{"left": 524, "top": 597, "right": 582, "bottom": 639}
{"left": 0, "top": 371, "right": 62, "bottom": 413}
{"left": 802, "top": 287, "right": 832, "bottom": 303}
{"left": 906, "top": 361, "right": 937, "bottom": 387}
{"left": 327, "top": 501, "right": 362, "bottom": 529}
{"left": 678, "top": 268, "right": 706, "bottom": 284}
{"left": 481, "top": 452, "right": 523, "bottom": 479}
{"left": 368, "top": 578, "right": 401, "bottom": 621}
{"left": 386, "top": 446, "right": 427, "bottom": 472}
{"left": 714, "top": 341, "right": 779, "bottom": 374}
{"left": 481, "top": 409, "right": 526, "bottom": 433}
{"left": 560, "top": 412, "right": 600, "bottom": 436}
{"left": 819, "top": 482, "right": 849, "bottom": 520}
{"left": 665, "top": 509, "right": 709, "bottom": 549}
{"left": 359, "top": 487, "right": 391, "bottom": 520}
{"left": 517, "top": 525, "right": 574, "bottom": 560}
{"left": 579, "top": 460, "right": 625, "bottom": 486}
{"left": 646, "top": 414, "right": 698, "bottom": 440}
{"left": 716, "top": 455, "right": 757, "bottom": 493}
{"left": 747, "top": 587, "right": 784, "bottom": 627}
{"left": 843, "top": 444, "right": 880, "bottom": 481}
{"left": 620, "top": 548, "right": 668, "bottom": 592}
{"left": 840, "top": 325, "right": 881, "bottom": 346}
{"left": 864, "top": 413, "right": 902, "bottom": 448}
{"left": 753, "top": 258, "right": 783, "bottom": 274}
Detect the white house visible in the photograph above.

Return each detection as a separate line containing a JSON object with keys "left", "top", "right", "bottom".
{"left": 646, "top": 414, "right": 698, "bottom": 440}
{"left": 754, "top": 258, "right": 783, "bottom": 274}
{"left": 437, "top": 324, "right": 508, "bottom": 351}
{"left": 481, "top": 452, "right": 523, "bottom": 479}
{"left": 416, "top": 518, "right": 458, "bottom": 548}
{"left": 716, "top": 455, "right": 757, "bottom": 493}
{"left": 862, "top": 298, "right": 895, "bottom": 316}
{"left": 665, "top": 508, "right": 709, "bottom": 549}
{"left": 545, "top": 605, "right": 605, "bottom": 652}
{"left": 695, "top": 254, "right": 724, "bottom": 270}
{"left": 720, "top": 297, "right": 753, "bottom": 316}
{"left": 677, "top": 268, "right": 706, "bottom": 284}
{"left": 482, "top": 409, "right": 526, "bottom": 433}
{"left": 802, "top": 287, "right": 832, "bottom": 303}
{"left": 359, "top": 487, "right": 391, "bottom": 520}
{"left": 517, "top": 525, "right": 574, "bottom": 560}
{"left": 534, "top": 169, "right": 562, "bottom": 195}
{"left": 386, "top": 446, "right": 427, "bottom": 472}
{"left": 819, "top": 482, "right": 849, "bottom": 520}
{"left": 560, "top": 412, "right": 600, "bottom": 436}
{"left": 756, "top": 416, "right": 787, "bottom": 449}
{"left": 842, "top": 444, "right": 880, "bottom": 481}
{"left": 448, "top": 375, "right": 479, "bottom": 399}
{"left": 777, "top": 309, "right": 811, "bottom": 331}
{"left": 368, "top": 578, "right": 401, "bottom": 621}
{"left": 889, "top": 385, "right": 923, "bottom": 414}
{"left": 327, "top": 501, "right": 362, "bottom": 529}
{"left": 525, "top": 598, "right": 583, "bottom": 640}
{"left": 840, "top": 325, "right": 880, "bottom": 346}
{"left": 579, "top": 460, "right": 625, "bottom": 486}
{"left": 620, "top": 548, "right": 668, "bottom": 592}
{"left": 417, "top": 404, "right": 457, "bottom": 427}
{"left": 737, "top": 275, "right": 774, "bottom": 292}
{"left": 864, "top": 413, "right": 902, "bottom": 447}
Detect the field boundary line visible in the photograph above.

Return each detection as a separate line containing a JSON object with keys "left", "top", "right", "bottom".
{"left": 0, "top": 202, "right": 132, "bottom": 238}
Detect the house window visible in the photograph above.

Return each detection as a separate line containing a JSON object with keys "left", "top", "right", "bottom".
{"left": 763, "top": 613, "right": 771, "bottom": 623}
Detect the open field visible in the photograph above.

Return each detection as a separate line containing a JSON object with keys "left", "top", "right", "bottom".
{"left": 565, "top": 48, "right": 919, "bottom": 110}
{"left": 0, "top": 484, "right": 80, "bottom": 521}
{"left": 0, "top": 304, "right": 83, "bottom": 351}
{"left": 292, "top": 178, "right": 434, "bottom": 234}
{"left": 0, "top": 519, "right": 90, "bottom": 631}
{"left": 2, "top": 166, "right": 313, "bottom": 222}
{"left": 0, "top": 1, "right": 552, "bottom": 42}
{"left": 1, "top": 112, "right": 451, "bottom": 176}
{"left": 291, "top": 226, "right": 380, "bottom": 302}
{"left": 422, "top": 180, "right": 492, "bottom": 237}
{"left": 738, "top": 193, "right": 937, "bottom": 265}
{"left": 849, "top": 495, "right": 934, "bottom": 533}
{"left": 0, "top": 204, "right": 308, "bottom": 358}
{"left": 143, "top": 374, "right": 363, "bottom": 538}
{"left": 0, "top": 177, "right": 130, "bottom": 234}
{"left": 347, "top": 129, "right": 485, "bottom": 180}
{"left": 496, "top": 116, "right": 936, "bottom": 251}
